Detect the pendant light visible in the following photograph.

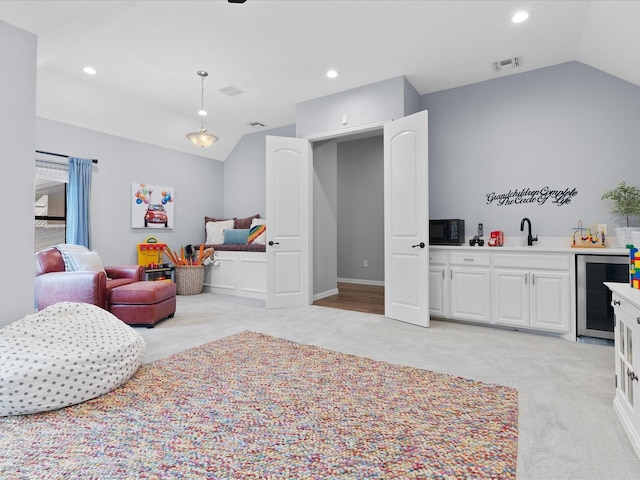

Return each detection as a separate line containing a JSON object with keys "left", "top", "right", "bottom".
{"left": 186, "top": 70, "right": 219, "bottom": 148}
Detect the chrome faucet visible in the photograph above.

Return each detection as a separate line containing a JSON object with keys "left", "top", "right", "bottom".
{"left": 520, "top": 217, "right": 538, "bottom": 246}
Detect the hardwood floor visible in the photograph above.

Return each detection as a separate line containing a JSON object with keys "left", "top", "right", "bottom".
{"left": 313, "top": 282, "right": 384, "bottom": 315}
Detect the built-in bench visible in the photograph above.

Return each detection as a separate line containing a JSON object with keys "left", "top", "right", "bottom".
{"left": 198, "top": 245, "right": 266, "bottom": 299}
{"left": 198, "top": 214, "right": 267, "bottom": 299}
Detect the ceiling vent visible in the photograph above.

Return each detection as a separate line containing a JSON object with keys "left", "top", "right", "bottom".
{"left": 491, "top": 56, "right": 523, "bottom": 72}
{"left": 248, "top": 121, "right": 266, "bottom": 128}
{"left": 219, "top": 84, "right": 245, "bottom": 97}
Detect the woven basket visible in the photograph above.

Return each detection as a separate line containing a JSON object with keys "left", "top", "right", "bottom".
{"left": 174, "top": 265, "right": 205, "bottom": 295}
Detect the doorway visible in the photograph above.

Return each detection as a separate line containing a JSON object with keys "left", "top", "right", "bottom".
{"left": 311, "top": 133, "right": 385, "bottom": 314}
{"left": 267, "top": 111, "right": 429, "bottom": 326}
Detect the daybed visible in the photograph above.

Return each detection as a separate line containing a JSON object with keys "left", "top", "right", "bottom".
{"left": 200, "top": 214, "right": 267, "bottom": 299}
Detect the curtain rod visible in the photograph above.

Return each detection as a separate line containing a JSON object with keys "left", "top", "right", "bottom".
{"left": 36, "top": 150, "right": 98, "bottom": 164}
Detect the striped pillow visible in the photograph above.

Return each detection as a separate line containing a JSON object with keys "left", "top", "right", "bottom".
{"left": 248, "top": 223, "right": 266, "bottom": 245}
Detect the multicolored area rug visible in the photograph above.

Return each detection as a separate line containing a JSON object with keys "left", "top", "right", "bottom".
{"left": 0, "top": 331, "right": 518, "bottom": 479}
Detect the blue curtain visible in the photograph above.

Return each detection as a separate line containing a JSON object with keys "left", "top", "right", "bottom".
{"left": 66, "top": 157, "right": 93, "bottom": 247}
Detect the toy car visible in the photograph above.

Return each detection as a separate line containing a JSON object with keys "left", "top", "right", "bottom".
{"left": 144, "top": 204, "right": 168, "bottom": 227}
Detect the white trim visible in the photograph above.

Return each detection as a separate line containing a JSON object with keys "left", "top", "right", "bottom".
{"left": 313, "top": 288, "right": 339, "bottom": 301}
{"left": 303, "top": 120, "right": 389, "bottom": 142}
{"left": 338, "top": 277, "right": 385, "bottom": 287}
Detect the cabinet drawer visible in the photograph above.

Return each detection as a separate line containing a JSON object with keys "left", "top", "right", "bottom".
{"left": 492, "top": 253, "right": 570, "bottom": 270}
{"left": 613, "top": 293, "right": 640, "bottom": 324}
{"left": 449, "top": 251, "right": 491, "bottom": 266}
{"left": 429, "top": 251, "right": 447, "bottom": 265}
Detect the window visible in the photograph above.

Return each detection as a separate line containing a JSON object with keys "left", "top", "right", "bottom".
{"left": 34, "top": 160, "right": 68, "bottom": 252}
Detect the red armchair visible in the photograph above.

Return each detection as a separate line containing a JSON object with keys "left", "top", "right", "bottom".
{"left": 34, "top": 248, "right": 144, "bottom": 311}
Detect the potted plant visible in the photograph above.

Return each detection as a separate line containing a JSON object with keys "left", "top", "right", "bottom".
{"left": 602, "top": 182, "right": 640, "bottom": 246}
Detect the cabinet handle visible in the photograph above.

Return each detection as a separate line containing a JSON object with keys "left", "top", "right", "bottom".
{"left": 463, "top": 258, "right": 475, "bottom": 262}
{"left": 450, "top": 270, "right": 453, "bottom": 280}
{"left": 637, "top": 317, "right": 640, "bottom": 325}
{"left": 613, "top": 300, "right": 621, "bottom": 306}
{"left": 442, "top": 270, "right": 445, "bottom": 280}
{"left": 531, "top": 273, "right": 535, "bottom": 285}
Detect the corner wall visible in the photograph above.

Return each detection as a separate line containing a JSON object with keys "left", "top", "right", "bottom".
{"left": 0, "top": 20, "right": 36, "bottom": 326}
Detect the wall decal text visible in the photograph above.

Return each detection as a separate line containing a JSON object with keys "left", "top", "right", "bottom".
{"left": 486, "top": 187, "right": 577, "bottom": 207}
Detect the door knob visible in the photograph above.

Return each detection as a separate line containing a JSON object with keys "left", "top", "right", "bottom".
{"left": 268, "top": 241, "right": 279, "bottom": 246}
{"left": 411, "top": 242, "right": 425, "bottom": 248}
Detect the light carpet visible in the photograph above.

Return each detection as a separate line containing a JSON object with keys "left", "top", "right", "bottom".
{"left": 0, "top": 331, "right": 518, "bottom": 479}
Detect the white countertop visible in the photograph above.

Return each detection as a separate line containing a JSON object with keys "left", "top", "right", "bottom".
{"left": 430, "top": 236, "right": 629, "bottom": 255}
{"left": 605, "top": 282, "right": 640, "bottom": 308}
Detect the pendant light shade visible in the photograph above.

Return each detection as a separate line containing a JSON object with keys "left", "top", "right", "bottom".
{"left": 186, "top": 71, "right": 219, "bottom": 148}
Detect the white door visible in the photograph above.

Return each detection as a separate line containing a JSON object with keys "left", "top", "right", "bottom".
{"left": 265, "top": 136, "right": 311, "bottom": 308}
{"left": 384, "top": 111, "right": 429, "bottom": 326}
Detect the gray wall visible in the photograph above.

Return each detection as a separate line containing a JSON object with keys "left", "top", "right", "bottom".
{"left": 312, "top": 140, "right": 338, "bottom": 296}
{"left": 337, "top": 136, "right": 385, "bottom": 283}
{"left": 423, "top": 61, "right": 640, "bottom": 240}
{"left": 296, "top": 76, "right": 407, "bottom": 138}
{"left": 223, "top": 124, "right": 295, "bottom": 220}
{"left": 36, "top": 118, "right": 225, "bottom": 266}
{"left": 0, "top": 20, "right": 37, "bottom": 326}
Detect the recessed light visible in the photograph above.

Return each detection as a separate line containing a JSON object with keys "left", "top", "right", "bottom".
{"left": 512, "top": 11, "right": 529, "bottom": 23}
{"left": 326, "top": 69, "right": 338, "bottom": 79}
{"left": 83, "top": 66, "right": 97, "bottom": 75}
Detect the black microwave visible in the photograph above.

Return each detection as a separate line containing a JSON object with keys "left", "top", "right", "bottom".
{"left": 429, "top": 219, "right": 465, "bottom": 245}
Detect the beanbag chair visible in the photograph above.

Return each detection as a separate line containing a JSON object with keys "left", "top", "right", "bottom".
{"left": 0, "top": 302, "right": 145, "bottom": 416}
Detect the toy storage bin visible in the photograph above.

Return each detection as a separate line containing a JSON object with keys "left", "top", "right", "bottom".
{"left": 174, "top": 265, "right": 205, "bottom": 295}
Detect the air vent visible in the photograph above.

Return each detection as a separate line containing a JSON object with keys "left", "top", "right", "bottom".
{"left": 219, "top": 84, "right": 245, "bottom": 97}
{"left": 491, "top": 56, "right": 523, "bottom": 72}
{"left": 248, "top": 121, "right": 266, "bottom": 128}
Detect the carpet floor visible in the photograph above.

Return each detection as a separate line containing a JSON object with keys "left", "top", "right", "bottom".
{"left": 0, "top": 331, "right": 518, "bottom": 479}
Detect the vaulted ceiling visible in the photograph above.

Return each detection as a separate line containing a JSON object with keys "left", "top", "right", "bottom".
{"left": 1, "top": 1, "right": 638, "bottom": 161}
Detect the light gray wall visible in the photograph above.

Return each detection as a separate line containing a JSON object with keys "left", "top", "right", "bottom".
{"left": 423, "top": 61, "right": 640, "bottom": 240}
{"left": 404, "top": 76, "right": 421, "bottom": 116}
{"left": 223, "top": 124, "right": 295, "bottom": 220}
{"left": 36, "top": 118, "right": 225, "bottom": 265}
{"left": 312, "top": 140, "right": 338, "bottom": 296}
{"left": 296, "top": 76, "right": 407, "bottom": 138}
{"left": 337, "top": 136, "right": 384, "bottom": 282}
{"left": 0, "top": 20, "right": 37, "bottom": 326}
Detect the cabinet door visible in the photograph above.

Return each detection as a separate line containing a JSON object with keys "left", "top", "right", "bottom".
{"left": 492, "top": 269, "right": 529, "bottom": 327}
{"left": 450, "top": 267, "right": 491, "bottom": 323}
{"left": 429, "top": 266, "right": 448, "bottom": 318}
{"left": 530, "top": 271, "right": 570, "bottom": 333}
{"left": 614, "top": 302, "right": 639, "bottom": 435}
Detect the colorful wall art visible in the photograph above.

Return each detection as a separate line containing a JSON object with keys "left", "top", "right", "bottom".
{"left": 131, "top": 183, "right": 174, "bottom": 229}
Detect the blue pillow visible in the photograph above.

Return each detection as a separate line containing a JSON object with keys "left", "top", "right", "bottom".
{"left": 223, "top": 228, "right": 250, "bottom": 245}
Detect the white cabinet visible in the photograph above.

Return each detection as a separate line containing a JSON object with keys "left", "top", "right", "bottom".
{"left": 449, "top": 252, "right": 491, "bottom": 324}
{"left": 607, "top": 283, "right": 640, "bottom": 459}
{"left": 429, "top": 251, "right": 449, "bottom": 318}
{"left": 492, "top": 254, "right": 571, "bottom": 333}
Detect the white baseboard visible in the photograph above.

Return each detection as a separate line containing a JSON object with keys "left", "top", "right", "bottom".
{"left": 337, "top": 278, "right": 384, "bottom": 287}
{"left": 313, "top": 288, "right": 339, "bottom": 301}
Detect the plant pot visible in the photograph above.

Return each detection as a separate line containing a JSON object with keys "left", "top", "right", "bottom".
{"left": 614, "top": 227, "right": 640, "bottom": 248}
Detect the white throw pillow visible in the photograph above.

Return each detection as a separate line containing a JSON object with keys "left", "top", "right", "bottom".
{"left": 206, "top": 219, "right": 235, "bottom": 245}
{"left": 71, "top": 250, "right": 106, "bottom": 274}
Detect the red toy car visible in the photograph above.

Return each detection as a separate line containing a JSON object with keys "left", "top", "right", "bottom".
{"left": 144, "top": 204, "right": 168, "bottom": 227}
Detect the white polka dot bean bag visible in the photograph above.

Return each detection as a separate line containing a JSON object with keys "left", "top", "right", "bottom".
{"left": 0, "top": 301, "right": 145, "bottom": 416}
